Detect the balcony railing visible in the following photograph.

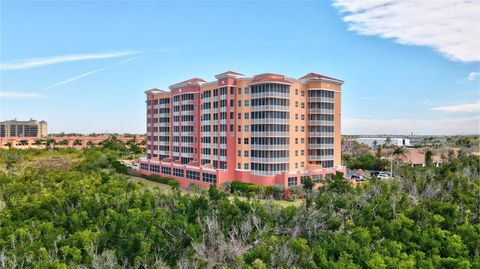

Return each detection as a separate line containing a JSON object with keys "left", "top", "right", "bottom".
{"left": 251, "top": 144, "right": 289, "bottom": 150}
{"left": 251, "top": 105, "right": 289, "bottom": 112}
{"left": 251, "top": 92, "right": 290, "bottom": 99}
{"left": 251, "top": 157, "right": 289, "bottom": 163}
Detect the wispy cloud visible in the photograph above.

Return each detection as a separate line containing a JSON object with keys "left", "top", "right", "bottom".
{"left": 431, "top": 102, "right": 480, "bottom": 113}
{"left": 343, "top": 116, "right": 480, "bottom": 135}
{"left": 468, "top": 72, "right": 480, "bottom": 81}
{"left": 0, "top": 91, "right": 42, "bottom": 98}
{"left": 333, "top": 0, "right": 480, "bottom": 62}
{"left": 45, "top": 56, "right": 141, "bottom": 89}
{"left": 0, "top": 51, "right": 139, "bottom": 70}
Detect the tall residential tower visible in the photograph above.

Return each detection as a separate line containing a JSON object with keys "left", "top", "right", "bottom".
{"left": 138, "top": 72, "right": 344, "bottom": 188}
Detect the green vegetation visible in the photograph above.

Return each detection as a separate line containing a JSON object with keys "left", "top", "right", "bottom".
{"left": 0, "top": 145, "right": 479, "bottom": 268}
{"left": 343, "top": 153, "right": 389, "bottom": 171}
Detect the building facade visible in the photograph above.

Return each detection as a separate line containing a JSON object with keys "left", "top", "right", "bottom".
{"left": 0, "top": 119, "right": 48, "bottom": 138}
{"left": 138, "top": 72, "right": 344, "bottom": 188}
{"left": 355, "top": 137, "right": 411, "bottom": 148}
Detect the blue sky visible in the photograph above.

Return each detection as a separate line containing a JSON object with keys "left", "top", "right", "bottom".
{"left": 1, "top": 0, "right": 479, "bottom": 135}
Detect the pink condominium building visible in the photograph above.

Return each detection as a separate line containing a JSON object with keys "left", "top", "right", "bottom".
{"left": 138, "top": 71, "right": 345, "bottom": 188}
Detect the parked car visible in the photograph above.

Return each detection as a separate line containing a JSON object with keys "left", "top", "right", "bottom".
{"left": 377, "top": 173, "right": 391, "bottom": 180}
{"left": 351, "top": 174, "right": 366, "bottom": 181}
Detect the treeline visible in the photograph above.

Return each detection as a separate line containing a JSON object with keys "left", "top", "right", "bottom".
{"left": 0, "top": 148, "right": 479, "bottom": 268}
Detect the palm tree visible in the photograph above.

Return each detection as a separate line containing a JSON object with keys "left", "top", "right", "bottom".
{"left": 59, "top": 139, "right": 69, "bottom": 146}
{"left": 73, "top": 139, "right": 82, "bottom": 146}
{"left": 392, "top": 146, "right": 405, "bottom": 177}
{"left": 34, "top": 139, "right": 43, "bottom": 147}
{"left": 18, "top": 139, "right": 29, "bottom": 146}
{"left": 46, "top": 138, "right": 56, "bottom": 148}
{"left": 5, "top": 141, "right": 13, "bottom": 149}
{"left": 385, "top": 137, "right": 392, "bottom": 147}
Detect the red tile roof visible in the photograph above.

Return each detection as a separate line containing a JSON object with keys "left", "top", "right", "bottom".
{"left": 178, "top": 78, "right": 206, "bottom": 84}
{"left": 300, "top": 72, "right": 344, "bottom": 82}
{"left": 219, "top": 71, "right": 244, "bottom": 76}
{"left": 252, "top": 73, "right": 293, "bottom": 84}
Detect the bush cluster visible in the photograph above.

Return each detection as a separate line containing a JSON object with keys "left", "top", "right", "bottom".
{"left": 143, "top": 174, "right": 180, "bottom": 188}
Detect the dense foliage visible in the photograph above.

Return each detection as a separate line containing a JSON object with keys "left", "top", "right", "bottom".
{"left": 0, "top": 148, "right": 479, "bottom": 268}
{"left": 343, "top": 154, "right": 390, "bottom": 171}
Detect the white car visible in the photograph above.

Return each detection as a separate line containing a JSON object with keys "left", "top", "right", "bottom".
{"left": 377, "top": 173, "right": 391, "bottom": 180}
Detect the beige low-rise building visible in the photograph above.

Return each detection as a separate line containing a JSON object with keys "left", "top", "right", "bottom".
{"left": 0, "top": 119, "right": 48, "bottom": 138}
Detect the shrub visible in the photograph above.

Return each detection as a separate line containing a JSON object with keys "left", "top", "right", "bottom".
{"left": 145, "top": 174, "right": 180, "bottom": 188}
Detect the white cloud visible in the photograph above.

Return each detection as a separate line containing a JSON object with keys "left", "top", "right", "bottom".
{"left": 45, "top": 56, "right": 140, "bottom": 89}
{"left": 333, "top": 0, "right": 480, "bottom": 62}
{"left": 0, "top": 51, "right": 139, "bottom": 70}
{"left": 431, "top": 102, "right": 480, "bottom": 113}
{"left": 0, "top": 91, "right": 42, "bottom": 98}
{"left": 343, "top": 116, "right": 480, "bottom": 135}
{"left": 468, "top": 71, "right": 480, "bottom": 80}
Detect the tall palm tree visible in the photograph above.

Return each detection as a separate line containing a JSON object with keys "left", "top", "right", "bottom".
{"left": 392, "top": 146, "right": 405, "bottom": 176}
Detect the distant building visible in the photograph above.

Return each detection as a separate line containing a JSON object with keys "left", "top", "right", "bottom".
{"left": 0, "top": 119, "right": 48, "bottom": 138}
{"left": 355, "top": 137, "right": 410, "bottom": 148}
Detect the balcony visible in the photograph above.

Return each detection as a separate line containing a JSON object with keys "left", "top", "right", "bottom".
{"left": 307, "top": 144, "right": 334, "bottom": 149}
{"left": 308, "top": 131, "right": 334, "bottom": 137}
{"left": 251, "top": 131, "right": 289, "bottom": 137}
{"left": 251, "top": 118, "right": 289, "bottom": 124}
{"left": 307, "top": 97, "right": 334, "bottom": 103}
{"left": 251, "top": 92, "right": 290, "bottom": 99}
{"left": 251, "top": 144, "right": 289, "bottom": 150}
{"left": 251, "top": 157, "right": 289, "bottom": 163}
{"left": 251, "top": 105, "right": 289, "bottom": 112}
{"left": 308, "top": 155, "right": 334, "bottom": 161}
{"left": 308, "top": 120, "right": 334, "bottom": 126}
{"left": 308, "top": 108, "right": 334, "bottom": 114}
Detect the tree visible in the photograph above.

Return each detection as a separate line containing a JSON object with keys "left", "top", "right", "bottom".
{"left": 86, "top": 140, "right": 95, "bottom": 147}
{"left": 302, "top": 176, "right": 314, "bottom": 192}
{"left": 385, "top": 137, "right": 391, "bottom": 147}
{"left": 425, "top": 150, "right": 433, "bottom": 166}
{"left": 34, "top": 139, "right": 43, "bottom": 146}
{"left": 18, "top": 139, "right": 28, "bottom": 146}
{"left": 372, "top": 140, "right": 378, "bottom": 149}
{"left": 4, "top": 141, "right": 13, "bottom": 149}
{"left": 46, "top": 138, "right": 56, "bottom": 148}
{"left": 73, "top": 139, "right": 82, "bottom": 146}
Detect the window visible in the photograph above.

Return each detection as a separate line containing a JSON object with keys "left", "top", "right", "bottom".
{"left": 301, "top": 138, "right": 305, "bottom": 144}
{"left": 161, "top": 166, "right": 171, "bottom": 175}
{"left": 238, "top": 125, "right": 242, "bottom": 132}
{"left": 238, "top": 138, "right": 241, "bottom": 144}
{"left": 186, "top": 170, "right": 200, "bottom": 180}
{"left": 244, "top": 138, "right": 249, "bottom": 144}
{"left": 238, "top": 163, "right": 241, "bottom": 169}
{"left": 238, "top": 88, "right": 242, "bottom": 94}
{"left": 295, "top": 114, "right": 298, "bottom": 120}
{"left": 295, "top": 163, "right": 298, "bottom": 169}
{"left": 301, "top": 162, "right": 305, "bottom": 168}
{"left": 301, "top": 90, "right": 304, "bottom": 97}
{"left": 244, "top": 126, "right": 249, "bottom": 132}
{"left": 301, "top": 126, "right": 305, "bottom": 132}
{"left": 202, "top": 173, "right": 217, "bottom": 184}
{"left": 244, "top": 163, "right": 249, "bottom": 170}
{"left": 295, "top": 101, "right": 298, "bottom": 108}
{"left": 295, "top": 138, "right": 298, "bottom": 144}
{"left": 244, "top": 150, "right": 249, "bottom": 157}
{"left": 238, "top": 150, "right": 241, "bottom": 157}
{"left": 295, "top": 89, "right": 298, "bottom": 95}
{"left": 140, "top": 163, "right": 148, "bottom": 170}
{"left": 301, "top": 115, "right": 305, "bottom": 121}
{"left": 244, "top": 100, "right": 249, "bottom": 107}
{"left": 238, "top": 100, "right": 241, "bottom": 107}
{"left": 173, "top": 168, "right": 184, "bottom": 177}
{"left": 295, "top": 150, "right": 298, "bottom": 156}
{"left": 244, "top": 113, "right": 249, "bottom": 119}
{"left": 238, "top": 113, "right": 241, "bottom": 119}
{"left": 301, "top": 103, "right": 305, "bottom": 109}
{"left": 295, "top": 126, "right": 298, "bottom": 132}
{"left": 288, "top": 177, "right": 297, "bottom": 186}
{"left": 301, "top": 150, "right": 305, "bottom": 156}
{"left": 244, "top": 87, "right": 249, "bottom": 94}
{"left": 150, "top": 164, "right": 160, "bottom": 173}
